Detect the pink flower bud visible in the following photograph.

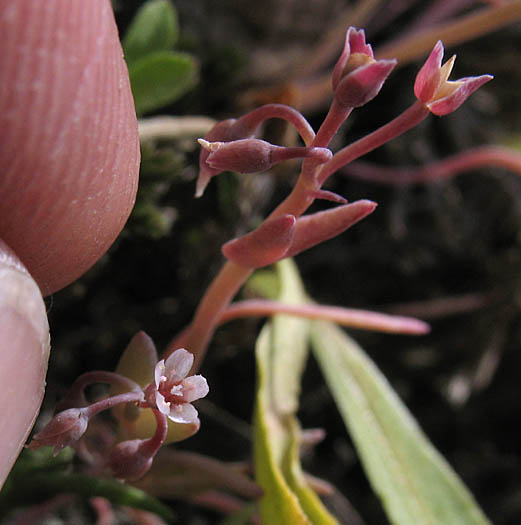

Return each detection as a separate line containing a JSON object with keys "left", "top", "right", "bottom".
{"left": 222, "top": 215, "right": 296, "bottom": 268}
{"left": 28, "top": 408, "right": 89, "bottom": 455}
{"left": 197, "top": 119, "right": 238, "bottom": 197}
{"left": 332, "top": 27, "right": 396, "bottom": 108}
{"left": 332, "top": 28, "right": 374, "bottom": 92}
{"left": 107, "top": 439, "right": 154, "bottom": 481}
{"left": 199, "top": 138, "right": 331, "bottom": 175}
{"left": 199, "top": 138, "right": 274, "bottom": 174}
{"left": 414, "top": 41, "right": 493, "bottom": 116}
{"left": 334, "top": 59, "right": 396, "bottom": 108}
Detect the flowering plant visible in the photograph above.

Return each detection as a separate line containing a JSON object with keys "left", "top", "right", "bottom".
{"left": 4, "top": 1, "right": 521, "bottom": 524}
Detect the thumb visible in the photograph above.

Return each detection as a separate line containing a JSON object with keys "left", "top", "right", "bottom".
{"left": 0, "top": 240, "right": 49, "bottom": 486}
{"left": 0, "top": 0, "right": 140, "bottom": 295}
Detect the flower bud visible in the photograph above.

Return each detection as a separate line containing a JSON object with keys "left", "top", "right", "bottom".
{"left": 414, "top": 41, "right": 493, "bottom": 116}
{"left": 332, "top": 27, "right": 396, "bottom": 108}
{"left": 197, "top": 119, "right": 238, "bottom": 197}
{"left": 107, "top": 439, "right": 154, "bottom": 481}
{"left": 28, "top": 408, "right": 89, "bottom": 455}
{"left": 199, "top": 138, "right": 332, "bottom": 175}
{"left": 332, "top": 27, "right": 374, "bottom": 92}
{"left": 334, "top": 59, "right": 396, "bottom": 108}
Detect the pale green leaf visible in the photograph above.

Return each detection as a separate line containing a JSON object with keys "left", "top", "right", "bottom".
{"left": 310, "top": 321, "right": 491, "bottom": 525}
{"left": 129, "top": 51, "right": 197, "bottom": 116}
{"left": 123, "top": 0, "right": 178, "bottom": 64}
{"left": 253, "top": 260, "right": 338, "bottom": 524}
{"left": 254, "top": 324, "right": 311, "bottom": 525}
{"left": 270, "top": 259, "right": 310, "bottom": 415}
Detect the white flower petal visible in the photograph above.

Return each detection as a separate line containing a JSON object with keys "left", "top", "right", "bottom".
{"left": 155, "top": 390, "right": 171, "bottom": 415}
{"left": 164, "top": 348, "right": 194, "bottom": 381}
{"left": 167, "top": 402, "right": 199, "bottom": 424}
{"left": 181, "top": 375, "right": 209, "bottom": 403}
{"left": 154, "top": 360, "right": 166, "bottom": 387}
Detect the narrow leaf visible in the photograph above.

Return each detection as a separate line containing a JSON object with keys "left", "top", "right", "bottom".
{"left": 123, "top": 0, "right": 178, "bottom": 64}
{"left": 0, "top": 472, "right": 175, "bottom": 522}
{"left": 310, "top": 321, "right": 491, "bottom": 525}
{"left": 253, "top": 260, "right": 338, "bottom": 524}
{"left": 129, "top": 51, "right": 197, "bottom": 116}
{"left": 254, "top": 324, "right": 311, "bottom": 525}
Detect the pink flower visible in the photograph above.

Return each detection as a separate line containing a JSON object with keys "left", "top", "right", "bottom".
{"left": 414, "top": 41, "right": 493, "bottom": 116}
{"left": 151, "top": 349, "right": 209, "bottom": 424}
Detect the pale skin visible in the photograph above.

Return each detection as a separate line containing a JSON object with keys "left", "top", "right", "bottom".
{"left": 0, "top": 0, "right": 140, "bottom": 485}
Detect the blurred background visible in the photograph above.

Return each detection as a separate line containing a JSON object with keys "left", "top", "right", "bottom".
{"left": 34, "top": 1, "right": 521, "bottom": 523}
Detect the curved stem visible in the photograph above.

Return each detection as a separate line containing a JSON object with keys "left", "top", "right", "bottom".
{"left": 168, "top": 103, "right": 431, "bottom": 371}
{"left": 84, "top": 391, "right": 144, "bottom": 419}
{"left": 141, "top": 410, "right": 168, "bottom": 457}
{"left": 70, "top": 371, "right": 142, "bottom": 394}
{"left": 318, "top": 100, "right": 430, "bottom": 184}
{"left": 233, "top": 103, "right": 316, "bottom": 146}
{"left": 342, "top": 146, "right": 521, "bottom": 184}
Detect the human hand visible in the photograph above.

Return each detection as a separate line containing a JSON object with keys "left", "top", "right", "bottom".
{"left": 0, "top": 0, "right": 140, "bottom": 485}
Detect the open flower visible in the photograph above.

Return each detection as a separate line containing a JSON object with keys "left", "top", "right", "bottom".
{"left": 150, "top": 349, "right": 209, "bottom": 424}
{"left": 414, "top": 41, "right": 493, "bottom": 116}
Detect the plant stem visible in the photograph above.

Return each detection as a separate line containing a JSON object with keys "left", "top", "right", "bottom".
{"left": 233, "top": 103, "right": 316, "bottom": 146}
{"left": 218, "top": 299, "right": 430, "bottom": 334}
{"left": 168, "top": 103, "right": 431, "bottom": 370}
{"left": 376, "top": 0, "right": 521, "bottom": 65}
{"left": 318, "top": 100, "right": 430, "bottom": 184}
{"left": 84, "top": 391, "right": 144, "bottom": 419}
{"left": 342, "top": 146, "right": 521, "bottom": 184}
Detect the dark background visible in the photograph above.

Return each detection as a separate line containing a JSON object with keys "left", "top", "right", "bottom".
{"left": 41, "top": 1, "right": 521, "bottom": 523}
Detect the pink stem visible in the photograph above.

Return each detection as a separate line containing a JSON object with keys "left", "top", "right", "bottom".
{"left": 318, "top": 100, "right": 430, "bottom": 184}
{"left": 70, "top": 371, "right": 142, "bottom": 394}
{"left": 342, "top": 145, "right": 521, "bottom": 184}
{"left": 84, "top": 391, "right": 144, "bottom": 419}
{"left": 140, "top": 410, "right": 168, "bottom": 457}
{"left": 218, "top": 299, "right": 430, "bottom": 335}
{"left": 233, "top": 103, "right": 316, "bottom": 146}
{"left": 167, "top": 103, "right": 432, "bottom": 370}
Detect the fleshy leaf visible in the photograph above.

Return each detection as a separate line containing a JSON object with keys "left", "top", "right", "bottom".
{"left": 310, "top": 320, "right": 491, "bottom": 525}
{"left": 123, "top": 0, "right": 179, "bottom": 64}
{"left": 253, "top": 259, "right": 338, "bottom": 524}
{"left": 129, "top": 51, "right": 197, "bottom": 116}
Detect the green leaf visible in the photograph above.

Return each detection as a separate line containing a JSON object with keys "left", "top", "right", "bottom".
{"left": 1, "top": 472, "right": 175, "bottom": 521}
{"left": 310, "top": 321, "right": 491, "bottom": 525}
{"left": 129, "top": 51, "right": 197, "bottom": 116}
{"left": 123, "top": 0, "right": 178, "bottom": 64}
{"left": 253, "top": 325, "right": 311, "bottom": 525}
{"left": 253, "top": 259, "right": 338, "bottom": 524}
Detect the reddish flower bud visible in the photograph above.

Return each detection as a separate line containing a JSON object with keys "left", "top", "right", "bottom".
{"left": 332, "top": 28, "right": 374, "bottom": 92}
{"left": 28, "top": 408, "right": 89, "bottom": 455}
{"left": 332, "top": 27, "right": 396, "bottom": 108}
{"left": 107, "top": 439, "right": 154, "bottom": 481}
{"left": 199, "top": 138, "right": 331, "bottom": 175}
{"left": 197, "top": 118, "right": 239, "bottom": 197}
{"left": 334, "top": 59, "right": 396, "bottom": 108}
{"left": 222, "top": 215, "right": 296, "bottom": 268}
{"left": 414, "top": 41, "right": 493, "bottom": 116}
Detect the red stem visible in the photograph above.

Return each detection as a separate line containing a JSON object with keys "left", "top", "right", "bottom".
{"left": 218, "top": 299, "right": 430, "bottom": 334}
{"left": 342, "top": 145, "right": 521, "bottom": 184}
